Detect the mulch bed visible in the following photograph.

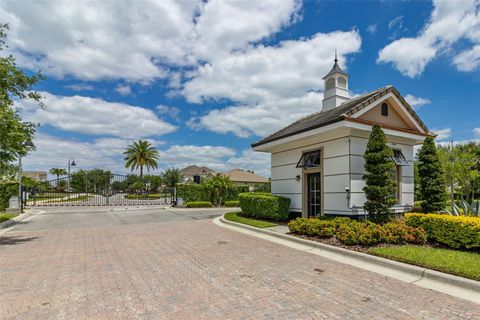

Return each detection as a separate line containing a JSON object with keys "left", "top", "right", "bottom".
{"left": 290, "top": 233, "right": 442, "bottom": 253}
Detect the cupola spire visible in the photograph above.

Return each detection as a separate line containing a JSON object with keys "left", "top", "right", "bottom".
{"left": 322, "top": 53, "right": 351, "bottom": 111}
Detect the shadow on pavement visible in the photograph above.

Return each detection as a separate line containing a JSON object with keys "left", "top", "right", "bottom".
{"left": 0, "top": 235, "right": 40, "bottom": 246}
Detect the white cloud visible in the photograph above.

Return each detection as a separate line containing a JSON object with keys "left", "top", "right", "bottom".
{"left": 115, "top": 84, "right": 132, "bottom": 96}
{"left": 378, "top": 0, "right": 480, "bottom": 77}
{"left": 366, "top": 23, "right": 377, "bottom": 35}
{"left": 64, "top": 84, "right": 95, "bottom": 91}
{"left": 453, "top": 45, "right": 480, "bottom": 71}
{"left": 23, "top": 134, "right": 269, "bottom": 177}
{"left": 157, "top": 145, "right": 236, "bottom": 172}
{"left": 185, "top": 30, "right": 361, "bottom": 137}
{"left": 0, "top": 0, "right": 300, "bottom": 82}
{"left": 404, "top": 94, "right": 431, "bottom": 109}
{"left": 23, "top": 134, "right": 136, "bottom": 174}
{"left": 226, "top": 149, "right": 271, "bottom": 178}
{"left": 18, "top": 92, "right": 177, "bottom": 138}
{"left": 388, "top": 16, "right": 404, "bottom": 30}
{"left": 432, "top": 128, "right": 452, "bottom": 141}
{"left": 156, "top": 105, "right": 181, "bottom": 121}
{"left": 474, "top": 128, "right": 480, "bottom": 138}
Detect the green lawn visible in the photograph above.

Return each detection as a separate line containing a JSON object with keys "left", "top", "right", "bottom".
{"left": 224, "top": 211, "right": 277, "bottom": 228}
{"left": 0, "top": 213, "right": 18, "bottom": 223}
{"left": 368, "top": 246, "right": 480, "bottom": 280}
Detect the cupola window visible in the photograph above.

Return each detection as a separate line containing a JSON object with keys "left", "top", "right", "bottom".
{"left": 337, "top": 77, "right": 346, "bottom": 88}
{"left": 326, "top": 78, "right": 335, "bottom": 90}
{"left": 381, "top": 103, "right": 389, "bottom": 116}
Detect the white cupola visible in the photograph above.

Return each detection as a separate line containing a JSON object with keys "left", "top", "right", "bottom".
{"left": 322, "top": 52, "right": 350, "bottom": 111}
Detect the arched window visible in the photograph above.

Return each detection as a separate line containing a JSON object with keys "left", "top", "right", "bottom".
{"left": 326, "top": 78, "right": 335, "bottom": 90}
{"left": 381, "top": 103, "right": 389, "bottom": 116}
{"left": 337, "top": 77, "right": 347, "bottom": 88}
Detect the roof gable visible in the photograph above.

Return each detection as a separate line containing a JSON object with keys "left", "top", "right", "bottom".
{"left": 252, "top": 86, "right": 430, "bottom": 147}
{"left": 356, "top": 97, "right": 419, "bottom": 131}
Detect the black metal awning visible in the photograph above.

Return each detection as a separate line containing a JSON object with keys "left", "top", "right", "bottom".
{"left": 296, "top": 150, "right": 321, "bottom": 168}
{"left": 392, "top": 149, "right": 409, "bottom": 166}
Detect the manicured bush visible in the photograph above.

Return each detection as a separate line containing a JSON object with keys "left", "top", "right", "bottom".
{"left": 288, "top": 218, "right": 334, "bottom": 238}
{"left": 0, "top": 182, "right": 18, "bottom": 210}
{"left": 288, "top": 216, "right": 426, "bottom": 246}
{"left": 177, "top": 184, "right": 211, "bottom": 202}
{"left": 186, "top": 201, "right": 213, "bottom": 208}
{"left": 177, "top": 184, "right": 249, "bottom": 204}
{"left": 239, "top": 193, "right": 291, "bottom": 221}
{"left": 382, "top": 222, "right": 427, "bottom": 244}
{"left": 224, "top": 200, "right": 240, "bottom": 207}
{"left": 405, "top": 213, "right": 480, "bottom": 249}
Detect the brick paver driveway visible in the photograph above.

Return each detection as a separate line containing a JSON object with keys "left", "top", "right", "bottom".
{"left": 1, "top": 207, "right": 479, "bottom": 319}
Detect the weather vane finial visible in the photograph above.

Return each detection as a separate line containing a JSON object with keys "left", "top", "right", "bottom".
{"left": 334, "top": 49, "right": 338, "bottom": 63}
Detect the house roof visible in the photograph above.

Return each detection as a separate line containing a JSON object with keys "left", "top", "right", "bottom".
{"left": 323, "top": 59, "right": 349, "bottom": 79}
{"left": 252, "top": 86, "right": 430, "bottom": 147}
{"left": 179, "top": 165, "right": 216, "bottom": 176}
{"left": 224, "top": 169, "right": 269, "bottom": 184}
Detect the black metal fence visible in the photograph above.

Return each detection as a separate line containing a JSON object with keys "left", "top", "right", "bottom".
{"left": 23, "top": 173, "right": 174, "bottom": 207}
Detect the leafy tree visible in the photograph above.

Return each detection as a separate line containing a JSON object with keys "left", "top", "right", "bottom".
{"left": 162, "top": 168, "right": 181, "bottom": 188}
{"left": 417, "top": 136, "right": 448, "bottom": 212}
{"left": 143, "top": 175, "right": 162, "bottom": 192}
{"left": 204, "top": 174, "right": 233, "bottom": 205}
{"left": 49, "top": 168, "right": 67, "bottom": 181}
{"left": 70, "top": 169, "right": 112, "bottom": 193}
{"left": 362, "top": 125, "right": 396, "bottom": 222}
{"left": 0, "top": 24, "right": 44, "bottom": 178}
{"left": 123, "top": 140, "right": 159, "bottom": 178}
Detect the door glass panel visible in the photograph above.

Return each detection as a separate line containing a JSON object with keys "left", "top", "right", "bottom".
{"left": 307, "top": 173, "right": 321, "bottom": 217}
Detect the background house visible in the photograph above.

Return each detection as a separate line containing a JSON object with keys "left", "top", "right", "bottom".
{"left": 252, "top": 57, "right": 430, "bottom": 218}
{"left": 179, "top": 165, "right": 216, "bottom": 183}
{"left": 224, "top": 169, "right": 269, "bottom": 189}
{"left": 23, "top": 171, "right": 48, "bottom": 182}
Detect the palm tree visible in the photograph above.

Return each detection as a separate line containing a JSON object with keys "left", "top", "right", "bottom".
{"left": 123, "top": 140, "right": 160, "bottom": 178}
{"left": 49, "top": 168, "right": 67, "bottom": 182}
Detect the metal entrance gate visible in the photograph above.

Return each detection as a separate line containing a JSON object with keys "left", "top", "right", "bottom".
{"left": 23, "top": 173, "right": 175, "bottom": 207}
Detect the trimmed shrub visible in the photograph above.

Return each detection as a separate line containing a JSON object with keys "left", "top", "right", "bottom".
{"left": 0, "top": 182, "right": 18, "bottom": 210}
{"left": 177, "top": 184, "right": 211, "bottom": 203}
{"left": 405, "top": 213, "right": 480, "bottom": 249}
{"left": 186, "top": 201, "right": 213, "bottom": 208}
{"left": 239, "top": 193, "right": 290, "bottom": 221}
{"left": 288, "top": 216, "right": 426, "bottom": 246}
{"left": 382, "top": 222, "right": 427, "bottom": 244}
{"left": 288, "top": 218, "right": 334, "bottom": 238}
{"left": 224, "top": 200, "right": 240, "bottom": 207}
{"left": 177, "top": 184, "right": 249, "bottom": 204}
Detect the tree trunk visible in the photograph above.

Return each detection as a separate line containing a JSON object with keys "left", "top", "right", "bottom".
{"left": 140, "top": 166, "right": 143, "bottom": 179}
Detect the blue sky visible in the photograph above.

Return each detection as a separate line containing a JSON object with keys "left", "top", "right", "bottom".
{"left": 3, "top": 0, "right": 479, "bottom": 177}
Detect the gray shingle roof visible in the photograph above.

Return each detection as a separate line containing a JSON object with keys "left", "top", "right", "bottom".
{"left": 251, "top": 86, "right": 429, "bottom": 147}
{"left": 323, "top": 60, "right": 349, "bottom": 79}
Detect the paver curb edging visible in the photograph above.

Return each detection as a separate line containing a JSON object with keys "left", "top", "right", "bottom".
{"left": 219, "top": 216, "right": 480, "bottom": 293}
{"left": 0, "top": 209, "right": 43, "bottom": 230}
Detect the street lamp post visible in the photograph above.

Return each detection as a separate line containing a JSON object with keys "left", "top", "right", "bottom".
{"left": 67, "top": 158, "right": 76, "bottom": 192}
{"left": 18, "top": 141, "right": 34, "bottom": 213}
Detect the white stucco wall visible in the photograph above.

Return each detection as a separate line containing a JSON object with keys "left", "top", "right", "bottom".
{"left": 270, "top": 133, "right": 416, "bottom": 216}
{"left": 349, "top": 136, "right": 415, "bottom": 213}
{"left": 271, "top": 136, "right": 351, "bottom": 214}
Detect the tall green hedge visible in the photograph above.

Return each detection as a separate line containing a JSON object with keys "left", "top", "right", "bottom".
{"left": 405, "top": 213, "right": 480, "bottom": 249}
{"left": 239, "top": 192, "right": 291, "bottom": 221}
{"left": 177, "top": 184, "right": 249, "bottom": 204}
{"left": 0, "top": 182, "right": 18, "bottom": 210}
